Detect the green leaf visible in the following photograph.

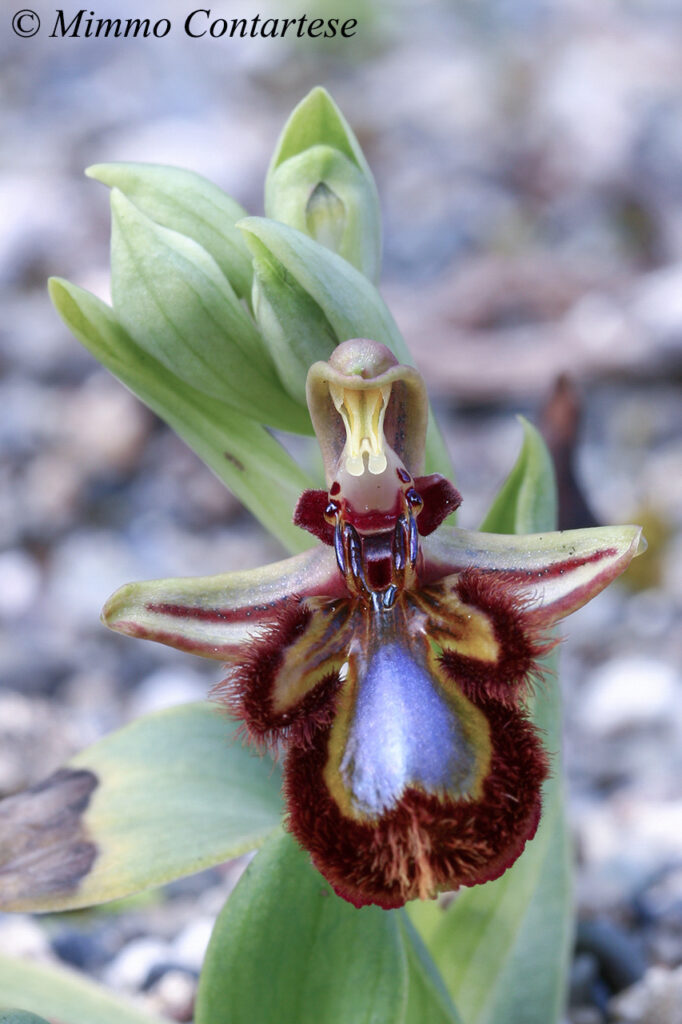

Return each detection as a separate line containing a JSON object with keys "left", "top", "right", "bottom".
{"left": 409, "top": 418, "right": 572, "bottom": 1024}
{"left": 0, "top": 955, "right": 165, "bottom": 1024}
{"left": 480, "top": 417, "right": 557, "bottom": 534}
{"left": 49, "top": 277, "right": 315, "bottom": 553}
{"left": 0, "top": 703, "right": 283, "bottom": 912}
{"left": 110, "top": 190, "right": 309, "bottom": 433}
{"left": 239, "top": 218, "right": 454, "bottom": 479}
{"left": 266, "top": 87, "right": 381, "bottom": 282}
{"left": 0, "top": 1012, "right": 51, "bottom": 1024}
{"left": 398, "top": 914, "right": 462, "bottom": 1024}
{"left": 87, "top": 162, "right": 253, "bottom": 299}
{"left": 195, "top": 830, "right": 408, "bottom": 1024}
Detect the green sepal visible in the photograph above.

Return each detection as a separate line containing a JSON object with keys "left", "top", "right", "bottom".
{"left": 195, "top": 830, "right": 408, "bottom": 1024}
{"left": 266, "top": 87, "right": 381, "bottom": 283}
{"left": 109, "top": 189, "right": 309, "bottom": 432}
{"left": 408, "top": 419, "right": 572, "bottom": 1024}
{"left": 49, "top": 277, "right": 314, "bottom": 553}
{"left": 239, "top": 217, "right": 454, "bottom": 479}
{"left": 268, "top": 87, "right": 373, "bottom": 179}
{"left": 86, "top": 162, "right": 253, "bottom": 298}
{"left": 0, "top": 703, "right": 283, "bottom": 913}
{"left": 0, "top": 955, "right": 166, "bottom": 1024}
{"left": 102, "top": 545, "right": 338, "bottom": 662}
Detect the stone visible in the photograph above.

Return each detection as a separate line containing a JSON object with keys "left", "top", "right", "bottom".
{"left": 127, "top": 668, "right": 211, "bottom": 719}
{"left": 170, "top": 917, "right": 214, "bottom": 973}
{"left": 0, "top": 551, "right": 42, "bottom": 620}
{"left": 145, "top": 968, "right": 196, "bottom": 1022}
{"left": 103, "top": 937, "right": 171, "bottom": 992}
{"left": 609, "top": 965, "right": 682, "bottom": 1024}
{"left": 580, "top": 657, "right": 681, "bottom": 737}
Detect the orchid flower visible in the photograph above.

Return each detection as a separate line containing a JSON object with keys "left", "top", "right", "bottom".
{"left": 103, "top": 339, "right": 642, "bottom": 910}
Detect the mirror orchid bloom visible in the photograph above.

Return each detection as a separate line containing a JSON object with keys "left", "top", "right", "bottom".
{"left": 103, "top": 339, "right": 642, "bottom": 910}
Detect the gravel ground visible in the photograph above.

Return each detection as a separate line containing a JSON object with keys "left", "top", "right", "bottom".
{"left": 2, "top": 1, "right": 682, "bottom": 1020}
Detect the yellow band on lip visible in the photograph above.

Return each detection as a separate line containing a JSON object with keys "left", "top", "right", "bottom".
{"left": 329, "top": 383, "right": 392, "bottom": 477}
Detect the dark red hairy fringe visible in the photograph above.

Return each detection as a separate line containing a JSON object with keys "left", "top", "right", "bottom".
{"left": 440, "top": 568, "right": 557, "bottom": 707}
{"left": 284, "top": 692, "right": 549, "bottom": 909}
{"left": 211, "top": 598, "right": 341, "bottom": 752}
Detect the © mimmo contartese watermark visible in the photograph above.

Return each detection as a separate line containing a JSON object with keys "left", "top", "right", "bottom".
{"left": 11, "top": 8, "right": 358, "bottom": 39}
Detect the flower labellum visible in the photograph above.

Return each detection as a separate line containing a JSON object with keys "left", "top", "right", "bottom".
{"left": 103, "top": 339, "right": 643, "bottom": 909}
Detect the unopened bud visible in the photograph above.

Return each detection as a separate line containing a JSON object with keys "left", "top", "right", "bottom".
{"left": 265, "top": 88, "right": 382, "bottom": 284}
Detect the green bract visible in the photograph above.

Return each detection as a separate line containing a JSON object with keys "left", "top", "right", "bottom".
{"left": 48, "top": 278, "right": 314, "bottom": 552}
{"left": 87, "top": 162, "right": 254, "bottom": 299}
{"left": 109, "top": 189, "right": 307, "bottom": 431}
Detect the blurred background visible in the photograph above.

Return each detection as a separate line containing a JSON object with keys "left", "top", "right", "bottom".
{"left": 1, "top": 1, "right": 681, "bottom": 1020}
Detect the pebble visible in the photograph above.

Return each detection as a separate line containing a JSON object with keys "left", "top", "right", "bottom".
{"left": 51, "top": 926, "right": 119, "bottom": 972}
{"left": 0, "top": 917, "right": 51, "bottom": 962}
{"left": 61, "top": 374, "right": 149, "bottom": 474}
{"left": 576, "top": 918, "right": 646, "bottom": 994}
{"left": 2, "top": 4, "right": 682, "bottom": 1020}
{"left": 127, "top": 667, "right": 211, "bottom": 719}
{"left": 0, "top": 693, "right": 81, "bottom": 793}
{"left": 170, "top": 917, "right": 215, "bottom": 973}
{"left": 609, "top": 965, "right": 682, "bottom": 1024}
{"left": 145, "top": 968, "right": 196, "bottom": 1022}
{"left": 103, "top": 937, "right": 171, "bottom": 992}
{"left": 631, "top": 262, "right": 682, "bottom": 347}
{"left": 579, "top": 657, "right": 681, "bottom": 737}
{"left": 0, "top": 550, "right": 42, "bottom": 620}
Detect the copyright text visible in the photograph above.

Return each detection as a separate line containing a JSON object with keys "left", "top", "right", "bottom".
{"left": 31, "top": 8, "right": 359, "bottom": 39}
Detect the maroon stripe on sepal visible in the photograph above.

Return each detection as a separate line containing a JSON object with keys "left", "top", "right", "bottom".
{"left": 146, "top": 599, "right": 288, "bottom": 624}
{"left": 496, "top": 547, "right": 615, "bottom": 584}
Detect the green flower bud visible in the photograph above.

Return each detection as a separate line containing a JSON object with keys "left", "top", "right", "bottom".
{"left": 265, "top": 88, "right": 382, "bottom": 284}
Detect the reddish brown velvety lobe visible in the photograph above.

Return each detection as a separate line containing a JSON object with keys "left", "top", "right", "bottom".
{"left": 285, "top": 692, "right": 548, "bottom": 909}
{"left": 411, "top": 475, "right": 462, "bottom": 535}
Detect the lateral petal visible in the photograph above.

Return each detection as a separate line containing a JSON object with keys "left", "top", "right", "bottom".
{"left": 101, "top": 545, "right": 344, "bottom": 661}
{"left": 422, "top": 524, "right": 644, "bottom": 626}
